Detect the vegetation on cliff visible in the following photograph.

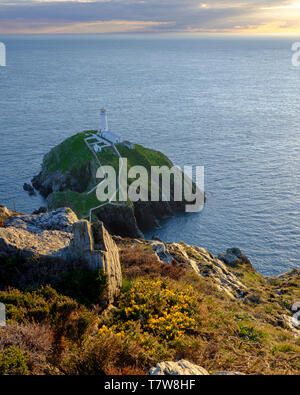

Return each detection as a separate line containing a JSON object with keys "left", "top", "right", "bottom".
{"left": 0, "top": 237, "right": 299, "bottom": 375}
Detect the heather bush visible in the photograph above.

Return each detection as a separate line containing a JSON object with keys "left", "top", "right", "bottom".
{"left": 64, "top": 331, "right": 149, "bottom": 375}
{"left": 0, "top": 286, "right": 97, "bottom": 343}
{"left": 0, "top": 323, "right": 54, "bottom": 374}
{"left": 120, "top": 247, "right": 185, "bottom": 280}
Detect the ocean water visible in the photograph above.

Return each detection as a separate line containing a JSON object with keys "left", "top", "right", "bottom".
{"left": 1, "top": 34, "right": 300, "bottom": 276}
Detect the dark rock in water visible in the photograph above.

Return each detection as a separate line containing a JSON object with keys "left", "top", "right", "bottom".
{"left": 23, "top": 183, "right": 35, "bottom": 196}
{"left": 32, "top": 206, "right": 47, "bottom": 215}
{"left": 152, "top": 235, "right": 162, "bottom": 242}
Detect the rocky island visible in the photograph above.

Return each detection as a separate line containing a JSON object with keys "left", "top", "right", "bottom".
{"left": 31, "top": 130, "right": 197, "bottom": 238}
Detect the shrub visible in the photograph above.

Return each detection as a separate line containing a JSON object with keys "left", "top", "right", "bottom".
{"left": 0, "top": 323, "right": 54, "bottom": 374}
{"left": 0, "top": 254, "right": 26, "bottom": 288}
{"left": 237, "top": 325, "right": 266, "bottom": 343}
{"left": 114, "top": 279, "right": 199, "bottom": 340}
{"left": 65, "top": 332, "right": 149, "bottom": 375}
{"left": 120, "top": 247, "right": 185, "bottom": 280}
{"left": 57, "top": 269, "right": 107, "bottom": 306}
{"left": 0, "top": 286, "right": 97, "bottom": 343}
{"left": 0, "top": 346, "right": 29, "bottom": 375}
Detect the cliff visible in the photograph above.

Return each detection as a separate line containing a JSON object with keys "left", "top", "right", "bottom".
{"left": 32, "top": 131, "right": 199, "bottom": 238}
{"left": 0, "top": 205, "right": 299, "bottom": 375}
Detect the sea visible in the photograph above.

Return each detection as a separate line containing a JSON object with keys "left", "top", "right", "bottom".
{"left": 1, "top": 34, "right": 300, "bottom": 276}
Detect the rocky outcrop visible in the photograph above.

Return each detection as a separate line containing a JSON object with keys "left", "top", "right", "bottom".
{"left": 0, "top": 208, "right": 76, "bottom": 259}
{"left": 0, "top": 206, "right": 122, "bottom": 304}
{"left": 215, "top": 371, "right": 245, "bottom": 375}
{"left": 151, "top": 241, "right": 173, "bottom": 264}
{"left": 90, "top": 203, "right": 143, "bottom": 239}
{"left": 0, "top": 205, "right": 19, "bottom": 227}
{"left": 280, "top": 314, "right": 300, "bottom": 336}
{"left": 5, "top": 207, "right": 78, "bottom": 233}
{"left": 219, "top": 247, "right": 252, "bottom": 268}
{"left": 147, "top": 240, "right": 247, "bottom": 299}
{"left": 66, "top": 220, "right": 122, "bottom": 303}
{"left": 23, "top": 183, "right": 35, "bottom": 196}
{"left": 149, "top": 361, "right": 246, "bottom": 375}
{"left": 150, "top": 360, "right": 209, "bottom": 375}
{"left": 32, "top": 162, "right": 97, "bottom": 198}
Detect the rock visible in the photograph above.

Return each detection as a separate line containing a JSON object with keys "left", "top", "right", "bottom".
{"left": 215, "top": 371, "right": 245, "bottom": 375}
{"left": 152, "top": 235, "right": 162, "bottom": 242}
{"left": 0, "top": 216, "right": 74, "bottom": 259}
{"left": 280, "top": 314, "right": 300, "bottom": 336}
{"left": 219, "top": 247, "right": 252, "bottom": 268}
{"left": 0, "top": 206, "right": 122, "bottom": 305}
{"left": 64, "top": 220, "right": 122, "bottom": 304}
{"left": 150, "top": 360, "right": 209, "bottom": 375}
{"left": 151, "top": 241, "right": 173, "bottom": 264}
{"left": 0, "top": 205, "right": 18, "bottom": 227}
{"left": 32, "top": 207, "right": 47, "bottom": 215}
{"left": 90, "top": 203, "right": 144, "bottom": 239}
{"left": 167, "top": 243, "right": 247, "bottom": 299}
{"left": 23, "top": 183, "right": 35, "bottom": 195}
{"left": 5, "top": 207, "right": 78, "bottom": 233}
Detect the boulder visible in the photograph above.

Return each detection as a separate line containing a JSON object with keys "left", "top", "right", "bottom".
{"left": 280, "top": 314, "right": 300, "bottom": 336}
{"left": 219, "top": 247, "right": 252, "bottom": 268}
{"left": 150, "top": 360, "right": 209, "bottom": 375}
{"left": 151, "top": 241, "right": 173, "bottom": 264}
{"left": 32, "top": 207, "right": 47, "bottom": 215}
{"left": 0, "top": 226, "right": 73, "bottom": 259}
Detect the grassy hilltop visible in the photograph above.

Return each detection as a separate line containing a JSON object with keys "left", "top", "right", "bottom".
{"left": 34, "top": 131, "right": 176, "bottom": 216}
{"left": 32, "top": 131, "right": 190, "bottom": 237}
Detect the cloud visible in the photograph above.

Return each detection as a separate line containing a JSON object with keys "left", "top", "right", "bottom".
{"left": 0, "top": 0, "right": 300, "bottom": 33}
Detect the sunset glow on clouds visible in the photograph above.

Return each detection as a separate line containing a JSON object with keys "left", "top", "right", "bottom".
{"left": 1, "top": 0, "right": 300, "bottom": 34}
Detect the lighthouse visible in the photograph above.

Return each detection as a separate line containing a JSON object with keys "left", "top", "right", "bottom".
{"left": 100, "top": 108, "right": 109, "bottom": 133}
{"left": 98, "top": 108, "right": 122, "bottom": 144}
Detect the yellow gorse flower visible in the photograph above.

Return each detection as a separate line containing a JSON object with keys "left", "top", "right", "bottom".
{"left": 116, "top": 279, "right": 198, "bottom": 340}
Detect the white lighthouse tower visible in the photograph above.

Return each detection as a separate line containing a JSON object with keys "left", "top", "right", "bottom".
{"left": 98, "top": 108, "right": 122, "bottom": 144}
{"left": 100, "top": 108, "right": 109, "bottom": 133}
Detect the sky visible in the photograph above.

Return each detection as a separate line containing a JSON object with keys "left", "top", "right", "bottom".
{"left": 1, "top": 0, "right": 300, "bottom": 34}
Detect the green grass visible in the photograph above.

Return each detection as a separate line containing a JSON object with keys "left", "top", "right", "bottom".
{"left": 43, "top": 131, "right": 97, "bottom": 174}
{"left": 48, "top": 190, "right": 100, "bottom": 219}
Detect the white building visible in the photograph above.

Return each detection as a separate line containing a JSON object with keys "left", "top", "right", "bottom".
{"left": 99, "top": 109, "right": 122, "bottom": 144}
